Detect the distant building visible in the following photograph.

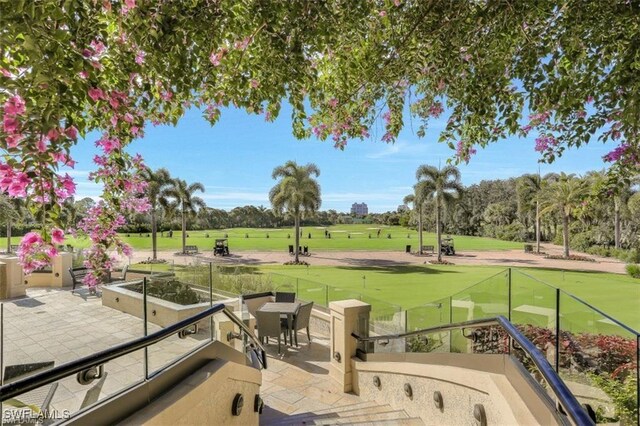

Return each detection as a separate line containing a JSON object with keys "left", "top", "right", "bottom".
{"left": 351, "top": 202, "right": 368, "bottom": 217}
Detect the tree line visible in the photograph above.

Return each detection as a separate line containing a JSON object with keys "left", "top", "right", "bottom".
{"left": 3, "top": 165, "right": 638, "bottom": 261}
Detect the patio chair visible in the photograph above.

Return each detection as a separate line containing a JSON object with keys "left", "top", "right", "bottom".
{"left": 255, "top": 310, "right": 287, "bottom": 353}
{"left": 69, "top": 267, "right": 90, "bottom": 292}
{"left": 292, "top": 302, "right": 314, "bottom": 346}
{"left": 288, "top": 245, "right": 294, "bottom": 255}
{"left": 303, "top": 246, "right": 309, "bottom": 256}
{"left": 110, "top": 265, "right": 128, "bottom": 282}
{"left": 275, "top": 291, "right": 296, "bottom": 303}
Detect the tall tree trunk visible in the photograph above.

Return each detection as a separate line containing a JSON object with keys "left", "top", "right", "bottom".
{"left": 181, "top": 208, "right": 187, "bottom": 254}
{"left": 436, "top": 202, "right": 442, "bottom": 262}
{"left": 614, "top": 199, "right": 621, "bottom": 249}
{"left": 418, "top": 205, "right": 423, "bottom": 254}
{"left": 563, "top": 214, "right": 570, "bottom": 258}
{"left": 294, "top": 215, "right": 300, "bottom": 263}
{"left": 6, "top": 221, "right": 11, "bottom": 253}
{"left": 151, "top": 210, "right": 157, "bottom": 260}
{"left": 535, "top": 199, "right": 540, "bottom": 254}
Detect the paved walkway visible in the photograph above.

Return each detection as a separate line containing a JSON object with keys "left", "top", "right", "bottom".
{"left": 130, "top": 244, "right": 628, "bottom": 275}
{"left": 1, "top": 288, "right": 207, "bottom": 416}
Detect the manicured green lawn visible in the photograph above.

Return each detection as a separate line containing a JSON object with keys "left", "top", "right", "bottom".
{"left": 64, "top": 224, "right": 523, "bottom": 252}
{"left": 253, "top": 264, "right": 640, "bottom": 332}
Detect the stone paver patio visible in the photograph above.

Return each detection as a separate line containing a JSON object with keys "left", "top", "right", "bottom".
{"left": 1, "top": 287, "right": 209, "bottom": 415}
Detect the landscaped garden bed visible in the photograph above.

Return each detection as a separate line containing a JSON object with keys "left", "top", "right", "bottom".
{"left": 102, "top": 279, "right": 238, "bottom": 327}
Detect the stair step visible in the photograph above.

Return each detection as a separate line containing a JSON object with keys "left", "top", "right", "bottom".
{"left": 341, "top": 417, "right": 424, "bottom": 426}
{"left": 312, "top": 409, "right": 409, "bottom": 425}
{"left": 310, "top": 401, "right": 380, "bottom": 415}
{"left": 268, "top": 402, "right": 390, "bottom": 425}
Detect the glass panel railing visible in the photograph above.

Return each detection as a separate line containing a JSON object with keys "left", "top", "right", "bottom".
{"left": 405, "top": 296, "right": 451, "bottom": 331}
{"left": 450, "top": 270, "right": 509, "bottom": 353}
{"left": 559, "top": 292, "right": 639, "bottom": 425}
{"left": 2, "top": 349, "right": 146, "bottom": 423}
{"left": 451, "top": 269, "right": 509, "bottom": 323}
{"left": 510, "top": 270, "right": 557, "bottom": 364}
{"left": 1, "top": 287, "right": 145, "bottom": 384}
{"left": 143, "top": 275, "right": 213, "bottom": 375}
{"left": 296, "top": 278, "right": 328, "bottom": 307}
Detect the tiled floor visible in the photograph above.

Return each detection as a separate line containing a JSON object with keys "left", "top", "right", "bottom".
{"left": 1, "top": 287, "right": 209, "bottom": 416}
{"left": 259, "top": 332, "right": 365, "bottom": 424}
{"left": 2, "top": 287, "right": 367, "bottom": 424}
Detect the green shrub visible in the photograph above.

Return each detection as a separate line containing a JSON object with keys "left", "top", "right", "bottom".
{"left": 570, "top": 231, "right": 594, "bottom": 252}
{"left": 626, "top": 264, "right": 640, "bottom": 279}
{"left": 624, "top": 249, "right": 640, "bottom": 264}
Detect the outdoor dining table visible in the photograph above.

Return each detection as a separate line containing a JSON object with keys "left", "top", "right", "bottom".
{"left": 258, "top": 302, "right": 300, "bottom": 344}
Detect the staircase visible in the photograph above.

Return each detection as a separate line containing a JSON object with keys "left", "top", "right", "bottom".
{"left": 266, "top": 401, "right": 424, "bottom": 425}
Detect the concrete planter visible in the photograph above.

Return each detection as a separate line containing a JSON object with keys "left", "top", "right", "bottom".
{"left": 102, "top": 281, "right": 239, "bottom": 328}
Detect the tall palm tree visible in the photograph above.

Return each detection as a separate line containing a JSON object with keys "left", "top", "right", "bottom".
{"left": 269, "top": 161, "right": 321, "bottom": 263}
{"left": 539, "top": 173, "right": 587, "bottom": 258}
{"left": 415, "top": 165, "right": 463, "bottom": 262}
{"left": 517, "top": 173, "right": 543, "bottom": 253}
{"left": 142, "top": 167, "right": 172, "bottom": 260}
{"left": 164, "top": 178, "right": 206, "bottom": 254}
{"left": 403, "top": 180, "right": 431, "bottom": 254}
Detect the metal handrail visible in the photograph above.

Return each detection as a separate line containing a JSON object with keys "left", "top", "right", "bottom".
{"left": 221, "top": 307, "right": 267, "bottom": 369}
{"left": 1, "top": 304, "right": 231, "bottom": 402}
{"left": 352, "top": 315, "right": 594, "bottom": 426}
{"left": 352, "top": 317, "right": 498, "bottom": 342}
{"left": 241, "top": 291, "right": 274, "bottom": 300}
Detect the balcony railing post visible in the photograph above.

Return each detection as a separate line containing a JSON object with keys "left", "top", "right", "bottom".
{"left": 143, "top": 277, "right": 149, "bottom": 380}
{"left": 507, "top": 268, "right": 512, "bottom": 321}
{"left": 1, "top": 303, "right": 4, "bottom": 386}
{"left": 325, "top": 285, "right": 329, "bottom": 307}
{"left": 209, "top": 262, "right": 214, "bottom": 342}
{"left": 555, "top": 288, "right": 560, "bottom": 373}
{"left": 404, "top": 309, "right": 408, "bottom": 333}
{"left": 296, "top": 278, "right": 299, "bottom": 298}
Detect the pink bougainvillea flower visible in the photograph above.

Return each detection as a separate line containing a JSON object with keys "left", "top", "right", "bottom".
{"left": 47, "top": 127, "right": 60, "bottom": 141}
{"left": 65, "top": 126, "right": 78, "bottom": 140}
{"left": 135, "top": 50, "right": 146, "bottom": 65}
{"left": 37, "top": 137, "right": 49, "bottom": 153}
{"left": 3, "top": 116, "right": 19, "bottom": 133}
{"left": 250, "top": 79, "right": 259, "bottom": 89}
{"left": 89, "top": 40, "right": 106, "bottom": 56}
{"left": 379, "top": 10, "right": 387, "bottom": 17}
{"left": 6, "top": 134, "right": 22, "bottom": 148}
{"left": 209, "top": 51, "right": 222, "bottom": 66}
{"left": 4, "top": 95, "right": 26, "bottom": 116}
{"left": 51, "top": 228, "right": 65, "bottom": 244}
{"left": 79, "top": 70, "right": 89, "bottom": 79}
{"left": 88, "top": 87, "right": 105, "bottom": 102}
{"left": 22, "top": 232, "right": 42, "bottom": 246}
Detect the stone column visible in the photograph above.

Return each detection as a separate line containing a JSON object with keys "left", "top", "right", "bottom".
{"left": 329, "top": 299, "right": 371, "bottom": 392}
{"left": 52, "top": 252, "right": 73, "bottom": 287}
{"left": 0, "top": 256, "right": 26, "bottom": 298}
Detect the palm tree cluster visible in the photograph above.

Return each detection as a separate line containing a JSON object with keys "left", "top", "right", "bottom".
{"left": 405, "top": 165, "right": 463, "bottom": 262}
{"left": 141, "top": 168, "right": 206, "bottom": 258}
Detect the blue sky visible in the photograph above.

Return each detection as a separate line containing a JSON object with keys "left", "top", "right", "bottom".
{"left": 69, "top": 103, "right": 615, "bottom": 213}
